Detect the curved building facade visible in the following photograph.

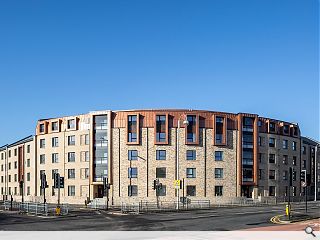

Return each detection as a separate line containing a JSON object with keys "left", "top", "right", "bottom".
{"left": 1, "top": 109, "right": 319, "bottom": 205}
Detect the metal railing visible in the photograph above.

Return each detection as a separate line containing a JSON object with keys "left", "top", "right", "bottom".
{"left": 3, "top": 201, "right": 69, "bottom": 216}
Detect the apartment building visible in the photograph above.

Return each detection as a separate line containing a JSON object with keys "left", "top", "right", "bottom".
{"left": 0, "top": 136, "right": 35, "bottom": 201}
{"left": 0, "top": 109, "right": 319, "bottom": 205}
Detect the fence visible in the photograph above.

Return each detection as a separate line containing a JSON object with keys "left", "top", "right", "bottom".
{"left": 3, "top": 201, "right": 69, "bottom": 216}
{"left": 121, "top": 200, "right": 211, "bottom": 214}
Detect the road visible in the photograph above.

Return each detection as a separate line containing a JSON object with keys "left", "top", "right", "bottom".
{"left": 0, "top": 202, "right": 319, "bottom": 231}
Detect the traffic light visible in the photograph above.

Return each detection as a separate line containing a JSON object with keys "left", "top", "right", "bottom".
{"left": 41, "top": 173, "right": 48, "bottom": 189}
{"left": 306, "top": 174, "right": 311, "bottom": 186}
{"left": 289, "top": 167, "right": 293, "bottom": 186}
{"left": 54, "top": 173, "right": 60, "bottom": 188}
{"left": 59, "top": 177, "right": 64, "bottom": 189}
{"left": 153, "top": 180, "right": 157, "bottom": 190}
{"left": 300, "top": 170, "right": 306, "bottom": 184}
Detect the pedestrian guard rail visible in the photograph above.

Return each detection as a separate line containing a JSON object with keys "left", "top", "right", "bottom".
{"left": 3, "top": 201, "right": 69, "bottom": 216}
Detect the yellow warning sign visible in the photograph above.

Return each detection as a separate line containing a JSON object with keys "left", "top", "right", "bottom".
{"left": 174, "top": 180, "right": 181, "bottom": 187}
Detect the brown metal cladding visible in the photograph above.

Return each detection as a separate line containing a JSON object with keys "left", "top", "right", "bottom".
{"left": 213, "top": 114, "right": 227, "bottom": 146}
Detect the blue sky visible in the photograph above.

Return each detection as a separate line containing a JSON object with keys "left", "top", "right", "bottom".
{"left": 0, "top": 0, "right": 318, "bottom": 145}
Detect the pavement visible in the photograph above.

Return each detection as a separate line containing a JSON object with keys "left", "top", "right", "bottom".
{"left": 0, "top": 201, "right": 318, "bottom": 231}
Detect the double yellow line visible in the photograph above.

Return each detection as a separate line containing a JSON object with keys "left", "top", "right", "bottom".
{"left": 270, "top": 215, "right": 288, "bottom": 224}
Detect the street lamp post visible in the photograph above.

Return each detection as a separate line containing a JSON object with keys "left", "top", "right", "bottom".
{"left": 176, "top": 116, "right": 189, "bottom": 210}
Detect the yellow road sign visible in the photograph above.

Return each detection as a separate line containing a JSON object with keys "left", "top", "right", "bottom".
{"left": 174, "top": 180, "right": 181, "bottom": 187}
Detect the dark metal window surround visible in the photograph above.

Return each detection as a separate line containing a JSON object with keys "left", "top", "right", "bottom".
{"left": 186, "top": 185, "right": 196, "bottom": 196}
{"left": 186, "top": 150, "right": 196, "bottom": 160}
{"left": 186, "top": 168, "right": 196, "bottom": 178}
{"left": 128, "top": 150, "right": 138, "bottom": 160}
{"left": 215, "top": 151, "right": 223, "bottom": 161}
{"left": 128, "top": 167, "right": 138, "bottom": 178}
{"left": 128, "top": 115, "right": 138, "bottom": 143}
{"left": 128, "top": 185, "right": 138, "bottom": 197}
{"left": 215, "top": 116, "right": 225, "bottom": 144}
{"left": 156, "top": 150, "right": 166, "bottom": 160}
{"left": 215, "top": 186, "right": 223, "bottom": 196}
{"left": 156, "top": 167, "right": 166, "bottom": 178}
{"left": 156, "top": 115, "right": 167, "bottom": 143}
{"left": 186, "top": 115, "right": 197, "bottom": 143}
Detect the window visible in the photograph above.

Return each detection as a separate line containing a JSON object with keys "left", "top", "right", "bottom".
{"left": 67, "top": 119, "right": 75, "bottom": 129}
{"left": 215, "top": 151, "right": 223, "bottom": 161}
{"left": 84, "top": 134, "right": 89, "bottom": 145}
{"left": 292, "top": 141, "right": 297, "bottom": 151}
{"left": 68, "top": 169, "right": 75, "bottom": 179}
{"left": 215, "top": 116, "right": 225, "bottom": 144}
{"left": 269, "top": 138, "right": 275, "bottom": 147}
{"left": 128, "top": 150, "right": 138, "bottom": 160}
{"left": 292, "top": 156, "right": 297, "bottom": 166}
{"left": 215, "top": 168, "right": 224, "bottom": 178}
{"left": 52, "top": 169, "right": 58, "bottom": 179}
{"left": 302, "top": 146, "right": 306, "bottom": 155}
{"left": 68, "top": 152, "right": 75, "bottom": 162}
{"left": 9, "top": 150, "right": 11, "bottom": 158}
{"left": 155, "top": 115, "right": 167, "bottom": 143}
{"left": 40, "top": 123, "right": 45, "bottom": 133}
{"left": 269, "top": 154, "right": 276, "bottom": 164}
{"left": 1, "top": 176, "right": 3, "bottom": 183}
{"left": 259, "top": 153, "right": 263, "bottom": 163}
{"left": 8, "top": 175, "right": 11, "bottom": 182}
{"left": 81, "top": 151, "right": 90, "bottom": 162}
{"left": 1, "top": 165, "right": 3, "bottom": 171}
{"left": 292, "top": 186, "right": 297, "bottom": 196}
{"left": 27, "top": 159, "right": 30, "bottom": 167}
{"left": 269, "top": 186, "right": 276, "bottom": 196}
{"left": 258, "top": 136, "right": 263, "bottom": 146}
{"left": 156, "top": 150, "right": 166, "bottom": 160}
{"left": 52, "top": 137, "right": 59, "bottom": 147}
{"left": 186, "top": 150, "right": 196, "bottom": 160}
{"left": 68, "top": 135, "right": 76, "bottom": 146}
{"left": 186, "top": 168, "right": 196, "bottom": 178}
{"left": 68, "top": 186, "right": 75, "bottom": 196}
{"left": 269, "top": 170, "right": 275, "bottom": 180}
{"left": 292, "top": 170, "right": 297, "bottom": 181}
{"left": 52, "top": 153, "right": 59, "bottom": 163}
{"left": 259, "top": 169, "right": 263, "bottom": 180}
{"left": 40, "top": 154, "right": 45, "bottom": 164}
{"left": 84, "top": 168, "right": 89, "bottom": 179}
{"left": 302, "top": 160, "right": 306, "bottom": 169}
{"left": 282, "top": 155, "right": 288, "bottom": 165}
{"left": 14, "top": 161, "right": 17, "bottom": 169}
{"left": 156, "top": 185, "right": 166, "bottom": 196}
{"left": 186, "top": 186, "right": 196, "bottom": 196}
{"left": 215, "top": 186, "right": 223, "bottom": 196}
{"left": 8, "top": 162, "right": 11, "bottom": 170}
{"left": 156, "top": 167, "right": 166, "bottom": 178}
{"left": 186, "top": 115, "right": 197, "bottom": 143}
{"left": 40, "top": 139, "right": 45, "bottom": 148}
{"left": 282, "top": 171, "right": 288, "bottom": 180}
{"left": 128, "top": 167, "right": 138, "bottom": 178}
{"left": 14, "top": 187, "right": 17, "bottom": 195}
{"left": 258, "top": 120, "right": 262, "bottom": 127}
{"left": 269, "top": 122, "right": 276, "bottom": 132}
{"left": 27, "top": 145, "right": 30, "bottom": 153}
{"left": 282, "top": 140, "right": 288, "bottom": 149}
{"left": 128, "top": 185, "right": 138, "bottom": 196}
{"left": 128, "top": 115, "right": 138, "bottom": 143}
{"left": 52, "top": 121, "right": 59, "bottom": 131}
{"left": 283, "top": 125, "right": 289, "bottom": 134}
{"left": 27, "top": 173, "right": 30, "bottom": 181}
{"left": 14, "top": 174, "right": 17, "bottom": 182}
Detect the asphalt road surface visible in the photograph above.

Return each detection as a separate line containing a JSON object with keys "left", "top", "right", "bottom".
{"left": 0, "top": 202, "right": 319, "bottom": 231}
